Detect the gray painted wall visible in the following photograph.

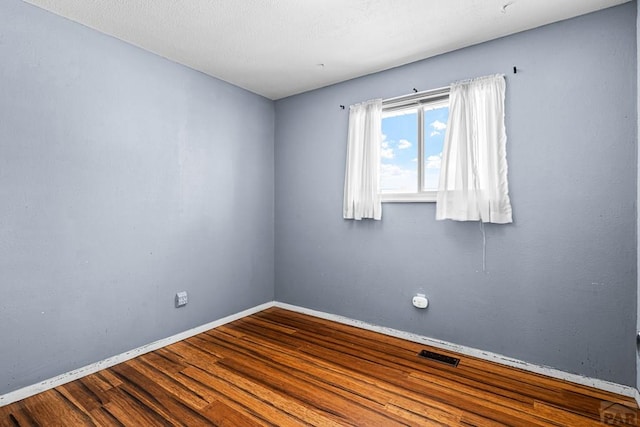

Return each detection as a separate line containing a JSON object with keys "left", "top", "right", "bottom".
{"left": 0, "top": 0, "right": 274, "bottom": 395}
{"left": 275, "top": 3, "right": 637, "bottom": 386}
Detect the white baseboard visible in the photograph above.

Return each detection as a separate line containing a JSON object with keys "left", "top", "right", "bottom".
{"left": 2, "top": 300, "right": 636, "bottom": 408}
{"left": 275, "top": 302, "right": 638, "bottom": 400}
{"left": 0, "top": 301, "right": 276, "bottom": 407}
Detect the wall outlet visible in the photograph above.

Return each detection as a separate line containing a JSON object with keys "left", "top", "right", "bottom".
{"left": 412, "top": 293, "right": 429, "bottom": 309}
{"left": 175, "top": 291, "right": 188, "bottom": 308}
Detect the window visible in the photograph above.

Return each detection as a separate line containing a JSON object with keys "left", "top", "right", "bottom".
{"left": 379, "top": 89, "right": 449, "bottom": 202}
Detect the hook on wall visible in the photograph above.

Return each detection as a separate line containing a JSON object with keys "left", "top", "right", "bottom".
{"left": 513, "top": 66, "right": 517, "bottom": 74}
{"left": 339, "top": 105, "right": 345, "bottom": 110}
{"left": 412, "top": 88, "right": 418, "bottom": 93}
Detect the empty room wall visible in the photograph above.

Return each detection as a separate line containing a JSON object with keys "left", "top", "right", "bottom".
{"left": 275, "top": 3, "right": 637, "bottom": 386}
{"left": 0, "top": 0, "right": 274, "bottom": 395}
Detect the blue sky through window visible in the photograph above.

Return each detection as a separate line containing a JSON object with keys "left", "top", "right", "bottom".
{"left": 380, "top": 110, "right": 418, "bottom": 193}
{"left": 380, "top": 104, "right": 449, "bottom": 193}
{"left": 423, "top": 105, "right": 449, "bottom": 190}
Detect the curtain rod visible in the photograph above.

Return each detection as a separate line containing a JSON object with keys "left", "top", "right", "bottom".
{"left": 382, "top": 85, "right": 450, "bottom": 106}
{"left": 339, "top": 86, "right": 448, "bottom": 111}
{"left": 340, "top": 66, "right": 517, "bottom": 109}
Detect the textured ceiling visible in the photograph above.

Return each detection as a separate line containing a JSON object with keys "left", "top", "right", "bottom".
{"left": 22, "top": 0, "right": 630, "bottom": 100}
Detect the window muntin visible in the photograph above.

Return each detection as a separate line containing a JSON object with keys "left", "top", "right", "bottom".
{"left": 380, "top": 94, "right": 449, "bottom": 202}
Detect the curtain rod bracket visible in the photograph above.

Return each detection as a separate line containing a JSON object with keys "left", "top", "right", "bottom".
{"left": 340, "top": 105, "right": 345, "bottom": 109}
{"left": 513, "top": 66, "right": 517, "bottom": 74}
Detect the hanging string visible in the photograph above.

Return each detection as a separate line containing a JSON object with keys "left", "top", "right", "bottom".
{"left": 479, "top": 220, "right": 486, "bottom": 272}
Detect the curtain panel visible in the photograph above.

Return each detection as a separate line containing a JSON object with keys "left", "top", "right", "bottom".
{"left": 343, "top": 99, "right": 383, "bottom": 220}
{"left": 436, "top": 75, "right": 512, "bottom": 224}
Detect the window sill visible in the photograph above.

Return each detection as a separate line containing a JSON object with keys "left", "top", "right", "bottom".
{"left": 380, "top": 192, "right": 437, "bottom": 203}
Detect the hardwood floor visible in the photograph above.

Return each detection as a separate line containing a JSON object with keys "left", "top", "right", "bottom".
{"left": 1, "top": 307, "right": 638, "bottom": 426}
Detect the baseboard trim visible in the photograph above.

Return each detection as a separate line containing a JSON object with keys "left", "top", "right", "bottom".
{"left": 275, "top": 302, "right": 637, "bottom": 400}
{"left": 0, "top": 301, "right": 276, "bottom": 407}
{"left": 3, "top": 300, "right": 636, "bottom": 407}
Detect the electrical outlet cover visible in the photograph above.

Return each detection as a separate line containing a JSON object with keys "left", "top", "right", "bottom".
{"left": 175, "top": 291, "right": 188, "bottom": 307}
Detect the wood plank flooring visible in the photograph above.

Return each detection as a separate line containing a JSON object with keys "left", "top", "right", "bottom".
{"left": 1, "top": 307, "right": 638, "bottom": 426}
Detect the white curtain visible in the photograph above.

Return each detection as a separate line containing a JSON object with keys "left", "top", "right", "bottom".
{"left": 436, "top": 75, "right": 512, "bottom": 224}
{"left": 343, "top": 99, "right": 382, "bottom": 220}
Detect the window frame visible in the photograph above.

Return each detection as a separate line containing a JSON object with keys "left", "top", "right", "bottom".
{"left": 379, "top": 87, "right": 450, "bottom": 203}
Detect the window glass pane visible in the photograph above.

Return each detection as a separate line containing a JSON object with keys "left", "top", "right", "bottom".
{"left": 380, "top": 109, "right": 418, "bottom": 193}
{"left": 423, "top": 103, "right": 449, "bottom": 191}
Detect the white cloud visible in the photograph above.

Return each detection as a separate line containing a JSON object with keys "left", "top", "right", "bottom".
{"left": 380, "top": 164, "right": 417, "bottom": 192}
{"left": 411, "top": 157, "right": 417, "bottom": 162}
{"left": 380, "top": 163, "right": 405, "bottom": 176}
{"left": 425, "top": 154, "right": 442, "bottom": 169}
{"left": 398, "top": 139, "right": 412, "bottom": 150}
{"left": 431, "top": 120, "right": 447, "bottom": 131}
{"left": 430, "top": 131, "right": 441, "bottom": 137}
{"left": 380, "top": 141, "right": 394, "bottom": 159}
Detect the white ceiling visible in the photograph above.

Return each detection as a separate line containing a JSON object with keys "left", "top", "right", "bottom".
{"left": 23, "top": 0, "right": 630, "bottom": 100}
